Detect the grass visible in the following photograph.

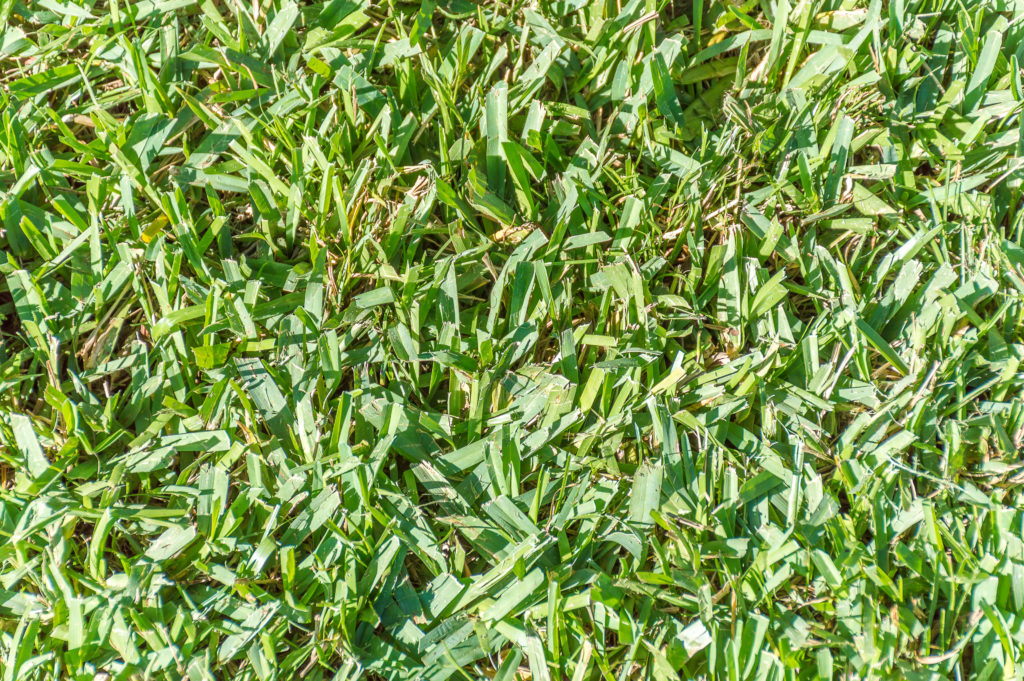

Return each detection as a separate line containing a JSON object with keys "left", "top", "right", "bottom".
{"left": 2, "top": 0, "right": 1024, "bottom": 678}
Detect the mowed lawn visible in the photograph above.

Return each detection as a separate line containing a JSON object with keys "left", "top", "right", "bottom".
{"left": 2, "top": 0, "right": 1024, "bottom": 679}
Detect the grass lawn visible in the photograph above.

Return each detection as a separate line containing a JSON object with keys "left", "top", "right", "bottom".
{"left": 2, "top": 0, "right": 1024, "bottom": 678}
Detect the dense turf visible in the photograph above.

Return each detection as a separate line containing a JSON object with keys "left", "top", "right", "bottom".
{"left": 2, "top": 0, "right": 1024, "bottom": 679}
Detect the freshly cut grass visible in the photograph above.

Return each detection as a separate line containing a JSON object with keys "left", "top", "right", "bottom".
{"left": 2, "top": 0, "right": 1024, "bottom": 680}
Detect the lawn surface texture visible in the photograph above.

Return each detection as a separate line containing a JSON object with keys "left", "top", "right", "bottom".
{"left": 2, "top": 0, "right": 1024, "bottom": 679}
